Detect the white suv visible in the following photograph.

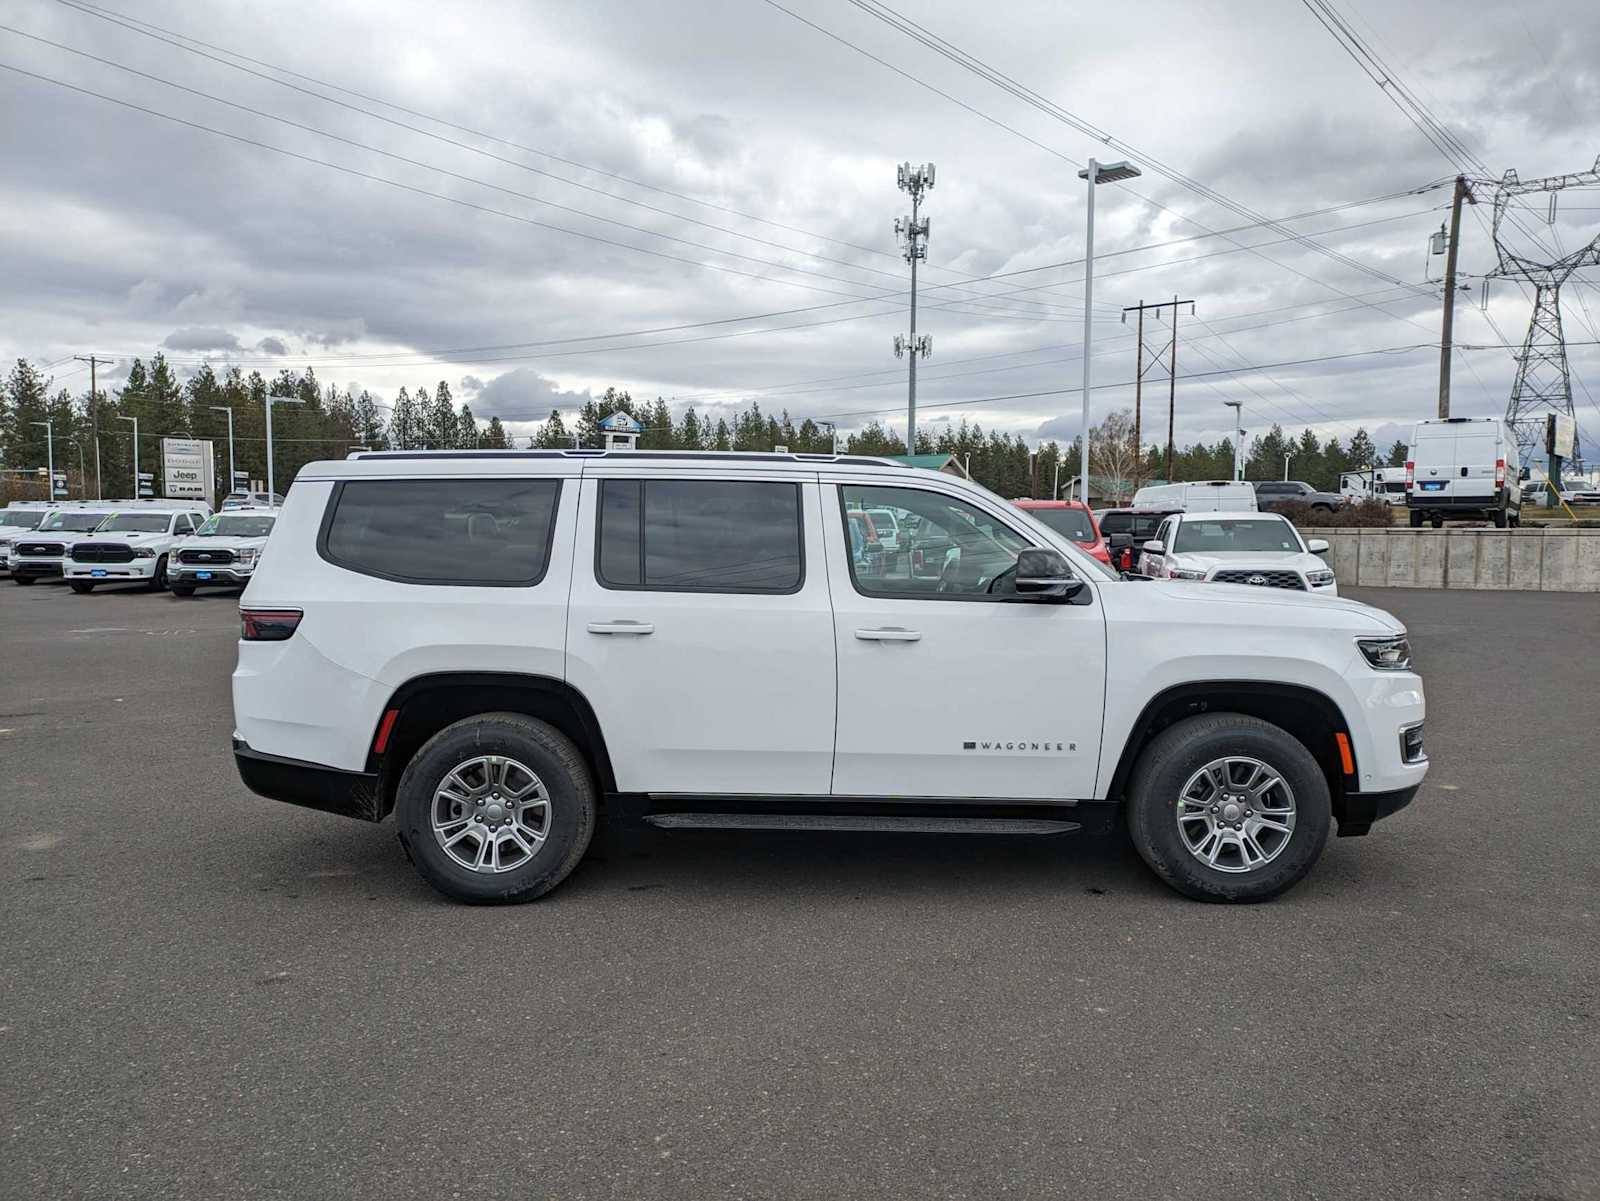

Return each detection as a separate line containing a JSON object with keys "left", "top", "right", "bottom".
{"left": 169, "top": 508, "right": 278, "bottom": 596}
{"left": 64, "top": 507, "right": 211, "bottom": 593}
{"left": 233, "top": 451, "right": 1428, "bottom": 905}
{"left": 1137, "top": 510, "right": 1338, "bottom": 595}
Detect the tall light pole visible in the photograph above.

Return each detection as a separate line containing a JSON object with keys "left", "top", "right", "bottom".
{"left": 209, "top": 405, "right": 235, "bottom": 500}
{"left": 117, "top": 415, "right": 139, "bottom": 495}
{"left": 74, "top": 442, "right": 86, "bottom": 497}
{"left": 894, "top": 162, "right": 935, "bottom": 454}
{"left": 73, "top": 354, "right": 108, "bottom": 498}
{"left": 264, "top": 393, "right": 304, "bottom": 499}
{"left": 30, "top": 420, "right": 55, "bottom": 501}
{"left": 1283, "top": 452, "right": 1293, "bottom": 482}
{"left": 1076, "top": 159, "right": 1142, "bottom": 505}
{"left": 1223, "top": 401, "right": 1244, "bottom": 481}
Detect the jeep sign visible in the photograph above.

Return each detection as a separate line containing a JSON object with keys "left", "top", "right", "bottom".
{"left": 161, "top": 437, "right": 215, "bottom": 507}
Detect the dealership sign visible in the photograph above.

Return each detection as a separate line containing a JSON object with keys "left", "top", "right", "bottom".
{"left": 161, "top": 438, "right": 216, "bottom": 506}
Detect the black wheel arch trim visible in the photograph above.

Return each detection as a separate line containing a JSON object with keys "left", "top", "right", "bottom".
{"left": 1104, "top": 680, "right": 1363, "bottom": 826}
{"left": 364, "top": 671, "right": 618, "bottom": 802}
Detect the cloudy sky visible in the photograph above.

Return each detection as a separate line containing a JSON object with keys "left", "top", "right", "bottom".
{"left": 2, "top": 0, "right": 1598, "bottom": 453}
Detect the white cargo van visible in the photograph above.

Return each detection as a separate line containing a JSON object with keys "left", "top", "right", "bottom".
{"left": 1130, "top": 481, "right": 1258, "bottom": 513}
{"left": 1406, "top": 417, "right": 1521, "bottom": 528}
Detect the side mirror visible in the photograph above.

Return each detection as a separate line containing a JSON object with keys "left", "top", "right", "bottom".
{"left": 1142, "top": 539, "right": 1165, "bottom": 555}
{"left": 1015, "top": 547, "right": 1084, "bottom": 603}
{"left": 1307, "top": 538, "right": 1329, "bottom": 554}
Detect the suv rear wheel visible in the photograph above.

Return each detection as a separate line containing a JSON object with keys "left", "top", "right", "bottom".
{"left": 395, "top": 712, "right": 596, "bottom": 904}
{"left": 1125, "top": 713, "right": 1331, "bottom": 902}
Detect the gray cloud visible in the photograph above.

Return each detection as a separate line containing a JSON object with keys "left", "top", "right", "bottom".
{"left": 162, "top": 326, "right": 240, "bottom": 351}
{"left": 2, "top": 0, "right": 1596, "bottom": 456}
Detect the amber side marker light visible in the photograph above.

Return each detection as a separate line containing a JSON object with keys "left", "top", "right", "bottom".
{"left": 1334, "top": 732, "right": 1355, "bottom": 776}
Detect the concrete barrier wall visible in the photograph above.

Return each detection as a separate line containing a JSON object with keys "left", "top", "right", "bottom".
{"left": 1316, "top": 527, "right": 1600, "bottom": 592}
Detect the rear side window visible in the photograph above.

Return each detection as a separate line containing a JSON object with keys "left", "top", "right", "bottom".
{"left": 320, "top": 478, "right": 562, "bottom": 586}
{"left": 597, "top": 479, "right": 803, "bottom": 593}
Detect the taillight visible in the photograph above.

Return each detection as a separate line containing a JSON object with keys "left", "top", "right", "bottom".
{"left": 1405, "top": 461, "right": 1414, "bottom": 488}
{"left": 240, "top": 608, "right": 303, "bottom": 641}
{"left": 1495, "top": 458, "right": 1505, "bottom": 486}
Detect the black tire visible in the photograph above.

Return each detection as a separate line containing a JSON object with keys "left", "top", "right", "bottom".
{"left": 1408, "top": 510, "right": 1424, "bottom": 528}
{"left": 1430, "top": 515, "right": 1444, "bottom": 529}
{"left": 14, "top": 575, "right": 36, "bottom": 586}
{"left": 1492, "top": 505, "right": 1508, "bottom": 529}
{"left": 69, "top": 581, "right": 95, "bottom": 594}
{"left": 170, "top": 584, "right": 195, "bottom": 597}
{"left": 395, "top": 712, "right": 596, "bottom": 904}
{"left": 1125, "top": 713, "right": 1332, "bottom": 903}
{"left": 147, "top": 555, "right": 168, "bottom": 592}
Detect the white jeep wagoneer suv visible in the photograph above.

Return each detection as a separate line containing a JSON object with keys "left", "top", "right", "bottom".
{"left": 232, "top": 451, "right": 1427, "bottom": 905}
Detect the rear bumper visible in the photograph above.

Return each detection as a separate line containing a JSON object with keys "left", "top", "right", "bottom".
{"left": 1407, "top": 489, "right": 1505, "bottom": 511}
{"left": 233, "top": 737, "right": 386, "bottom": 822}
{"left": 1334, "top": 784, "right": 1420, "bottom": 837}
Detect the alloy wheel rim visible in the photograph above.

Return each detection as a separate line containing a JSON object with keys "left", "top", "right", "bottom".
{"left": 430, "top": 755, "right": 551, "bottom": 874}
{"left": 1176, "top": 755, "right": 1296, "bottom": 874}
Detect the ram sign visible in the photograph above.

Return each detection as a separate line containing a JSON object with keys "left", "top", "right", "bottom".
{"left": 161, "top": 438, "right": 216, "bottom": 507}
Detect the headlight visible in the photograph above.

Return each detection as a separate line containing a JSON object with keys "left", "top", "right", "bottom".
{"left": 1356, "top": 635, "right": 1412, "bottom": 671}
{"left": 1307, "top": 569, "right": 1335, "bottom": 587}
{"left": 133, "top": 548, "right": 156, "bottom": 559}
{"left": 1170, "top": 567, "right": 1207, "bottom": 580}
{"left": 238, "top": 549, "right": 257, "bottom": 564}
{"left": 0, "top": 539, "right": 10, "bottom": 551}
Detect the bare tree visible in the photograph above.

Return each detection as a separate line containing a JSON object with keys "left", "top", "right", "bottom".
{"left": 1089, "top": 409, "right": 1140, "bottom": 503}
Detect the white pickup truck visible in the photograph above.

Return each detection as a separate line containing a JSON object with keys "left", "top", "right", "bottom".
{"left": 231, "top": 451, "right": 1427, "bottom": 906}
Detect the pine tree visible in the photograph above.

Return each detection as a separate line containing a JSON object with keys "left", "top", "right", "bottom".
{"left": 354, "top": 390, "right": 388, "bottom": 450}
{"left": 426, "top": 382, "right": 457, "bottom": 449}
{"left": 1, "top": 359, "right": 52, "bottom": 482}
{"left": 678, "top": 406, "right": 704, "bottom": 450}
{"left": 712, "top": 418, "right": 731, "bottom": 451}
{"left": 1386, "top": 439, "right": 1408, "bottom": 467}
{"left": 457, "top": 403, "right": 479, "bottom": 448}
{"left": 388, "top": 387, "right": 421, "bottom": 449}
{"left": 532, "top": 409, "right": 570, "bottom": 449}
{"left": 482, "top": 416, "right": 509, "bottom": 449}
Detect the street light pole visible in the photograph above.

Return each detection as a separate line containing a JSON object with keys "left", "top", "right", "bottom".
{"left": 264, "top": 393, "right": 303, "bottom": 499}
{"left": 1223, "top": 401, "right": 1243, "bottom": 481}
{"left": 117, "top": 415, "right": 138, "bottom": 495}
{"left": 209, "top": 405, "right": 235, "bottom": 500}
{"left": 74, "top": 443, "right": 86, "bottom": 497}
{"left": 1075, "top": 158, "right": 1141, "bottom": 506}
{"left": 1284, "top": 452, "right": 1292, "bottom": 482}
{"left": 30, "top": 420, "right": 54, "bottom": 501}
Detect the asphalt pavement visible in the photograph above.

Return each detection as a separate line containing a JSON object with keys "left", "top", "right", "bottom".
{"left": 1, "top": 581, "right": 1596, "bottom": 1200}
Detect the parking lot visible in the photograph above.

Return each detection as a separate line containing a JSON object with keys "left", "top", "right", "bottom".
{"left": 1, "top": 581, "right": 1596, "bottom": 1201}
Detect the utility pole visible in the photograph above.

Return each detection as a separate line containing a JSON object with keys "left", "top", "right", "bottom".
{"left": 73, "top": 354, "right": 108, "bottom": 498}
{"left": 1123, "top": 297, "right": 1196, "bottom": 480}
{"left": 210, "top": 405, "right": 236, "bottom": 502}
{"left": 30, "top": 420, "right": 55, "bottom": 502}
{"left": 117, "top": 415, "right": 138, "bottom": 496}
{"left": 894, "top": 162, "right": 934, "bottom": 455}
{"left": 1223, "top": 401, "right": 1244, "bottom": 481}
{"left": 1437, "top": 174, "right": 1474, "bottom": 418}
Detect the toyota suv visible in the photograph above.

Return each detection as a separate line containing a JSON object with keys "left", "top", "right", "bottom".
{"left": 64, "top": 506, "right": 211, "bottom": 593}
{"left": 232, "top": 451, "right": 1427, "bottom": 906}
{"left": 169, "top": 508, "right": 278, "bottom": 595}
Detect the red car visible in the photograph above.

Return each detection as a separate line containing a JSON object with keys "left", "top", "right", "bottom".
{"left": 1012, "top": 499, "right": 1111, "bottom": 565}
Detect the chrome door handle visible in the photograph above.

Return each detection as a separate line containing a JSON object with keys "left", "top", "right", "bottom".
{"left": 587, "top": 621, "right": 655, "bottom": 635}
{"left": 854, "top": 627, "right": 922, "bottom": 642}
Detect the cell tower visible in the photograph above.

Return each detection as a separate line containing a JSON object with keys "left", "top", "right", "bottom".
{"left": 894, "top": 162, "right": 934, "bottom": 454}
{"left": 1490, "top": 156, "right": 1600, "bottom": 465}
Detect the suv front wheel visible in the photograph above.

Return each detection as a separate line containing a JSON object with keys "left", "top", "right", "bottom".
{"left": 1125, "top": 713, "right": 1331, "bottom": 902}
{"left": 395, "top": 713, "right": 596, "bottom": 904}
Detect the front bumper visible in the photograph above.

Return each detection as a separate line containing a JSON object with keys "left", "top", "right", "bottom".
{"left": 1335, "top": 784, "right": 1420, "bottom": 837}
{"left": 233, "top": 737, "right": 385, "bottom": 823}
{"left": 65, "top": 559, "right": 158, "bottom": 581}
{"left": 11, "top": 559, "right": 64, "bottom": 580}
{"left": 171, "top": 565, "right": 254, "bottom": 586}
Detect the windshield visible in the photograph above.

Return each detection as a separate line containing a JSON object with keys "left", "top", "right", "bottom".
{"left": 0, "top": 511, "right": 45, "bottom": 531}
{"left": 197, "top": 514, "right": 275, "bottom": 537}
{"left": 1173, "top": 518, "right": 1303, "bottom": 554}
{"left": 97, "top": 514, "right": 172, "bottom": 533}
{"left": 40, "top": 511, "right": 112, "bottom": 532}
{"left": 1027, "top": 508, "right": 1095, "bottom": 542}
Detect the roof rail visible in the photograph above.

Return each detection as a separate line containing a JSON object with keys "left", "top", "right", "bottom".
{"left": 347, "top": 449, "right": 914, "bottom": 469}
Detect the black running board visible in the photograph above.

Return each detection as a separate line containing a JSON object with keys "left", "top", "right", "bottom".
{"left": 642, "top": 812, "right": 1080, "bottom": 835}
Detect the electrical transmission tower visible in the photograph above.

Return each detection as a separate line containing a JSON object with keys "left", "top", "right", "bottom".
{"left": 1490, "top": 156, "right": 1600, "bottom": 466}
{"left": 1121, "top": 297, "right": 1197, "bottom": 481}
{"left": 894, "top": 162, "right": 934, "bottom": 453}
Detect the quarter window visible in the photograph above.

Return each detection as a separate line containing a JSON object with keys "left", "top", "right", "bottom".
{"left": 320, "top": 478, "right": 562, "bottom": 586}
{"left": 596, "top": 479, "right": 803, "bottom": 593}
{"left": 840, "top": 484, "right": 1030, "bottom": 599}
